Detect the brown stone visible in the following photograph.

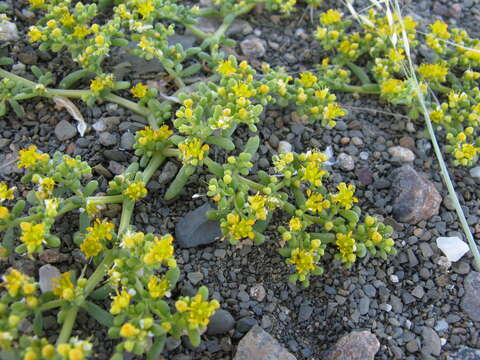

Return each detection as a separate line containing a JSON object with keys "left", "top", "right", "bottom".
{"left": 390, "top": 165, "right": 442, "bottom": 224}
{"left": 39, "top": 249, "right": 68, "bottom": 264}
{"left": 234, "top": 325, "right": 296, "bottom": 360}
{"left": 399, "top": 136, "right": 416, "bottom": 151}
{"left": 325, "top": 330, "right": 380, "bottom": 360}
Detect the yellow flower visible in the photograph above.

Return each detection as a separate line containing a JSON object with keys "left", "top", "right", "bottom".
{"left": 299, "top": 72, "right": 318, "bottom": 88}
{"left": 121, "top": 231, "right": 144, "bottom": 249}
{"left": 380, "top": 78, "right": 406, "bottom": 95}
{"left": 28, "top": 26, "right": 42, "bottom": 42}
{"left": 430, "top": 20, "right": 450, "bottom": 39}
{"left": 90, "top": 74, "right": 114, "bottom": 93}
{"left": 136, "top": 0, "right": 154, "bottom": 17}
{"left": 305, "top": 190, "right": 330, "bottom": 213}
{"left": 387, "top": 48, "right": 405, "bottom": 62}
{"left": 131, "top": 83, "right": 148, "bottom": 99}
{"left": 178, "top": 137, "right": 210, "bottom": 165}
{"left": 2, "top": 269, "right": 27, "bottom": 297}
{"left": 273, "top": 152, "right": 294, "bottom": 172}
{"left": 323, "top": 103, "right": 346, "bottom": 120}
{"left": 289, "top": 217, "right": 303, "bottom": 231}
{"left": 0, "top": 206, "right": 9, "bottom": 219}
{"left": 418, "top": 63, "right": 448, "bottom": 82}
{"left": 80, "top": 235, "right": 103, "bottom": 257}
{"left": 136, "top": 125, "right": 173, "bottom": 147}
{"left": 216, "top": 60, "right": 237, "bottom": 76}
{"left": 147, "top": 276, "right": 170, "bottom": 298}
{"left": 223, "top": 213, "right": 255, "bottom": 241}
{"left": 60, "top": 12, "right": 75, "bottom": 27}
{"left": 123, "top": 180, "right": 148, "bottom": 201}
{"left": 86, "top": 219, "right": 115, "bottom": 241}
{"left": 176, "top": 295, "right": 220, "bottom": 329}
{"left": 0, "top": 183, "right": 14, "bottom": 201}
{"left": 320, "top": 9, "right": 342, "bottom": 26}
{"left": 331, "top": 183, "right": 358, "bottom": 210}
{"left": 454, "top": 143, "right": 479, "bottom": 162}
{"left": 143, "top": 234, "right": 176, "bottom": 266}
{"left": 18, "top": 145, "right": 49, "bottom": 168}
{"left": 110, "top": 289, "right": 132, "bottom": 315}
{"left": 287, "top": 248, "right": 316, "bottom": 280}
{"left": 248, "top": 194, "right": 268, "bottom": 220}
{"left": 73, "top": 25, "right": 90, "bottom": 39}
{"left": 120, "top": 323, "right": 139, "bottom": 338}
{"left": 232, "top": 83, "right": 255, "bottom": 98}
{"left": 430, "top": 108, "right": 444, "bottom": 123}
{"left": 20, "top": 222, "right": 45, "bottom": 253}
{"left": 52, "top": 272, "right": 75, "bottom": 300}
{"left": 336, "top": 231, "right": 356, "bottom": 263}
{"left": 300, "top": 151, "right": 329, "bottom": 187}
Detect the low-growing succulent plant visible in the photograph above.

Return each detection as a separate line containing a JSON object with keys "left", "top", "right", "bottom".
{"left": 7, "top": 0, "right": 480, "bottom": 357}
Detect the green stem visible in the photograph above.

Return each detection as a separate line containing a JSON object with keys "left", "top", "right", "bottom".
{"left": 0, "top": 69, "right": 150, "bottom": 117}
{"left": 84, "top": 250, "right": 116, "bottom": 295}
{"left": 118, "top": 199, "right": 134, "bottom": 236}
{"left": 346, "top": 62, "right": 372, "bottom": 85}
{"left": 56, "top": 306, "right": 78, "bottom": 345}
{"left": 85, "top": 194, "right": 125, "bottom": 204}
{"left": 162, "top": 148, "right": 181, "bottom": 158}
{"left": 142, "top": 154, "right": 166, "bottom": 184}
{"left": 38, "top": 299, "right": 66, "bottom": 312}
{"left": 0, "top": 197, "right": 81, "bottom": 231}
{"left": 322, "top": 78, "right": 380, "bottom": 94}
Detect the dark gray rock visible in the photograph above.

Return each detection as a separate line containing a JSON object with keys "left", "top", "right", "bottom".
{"left": 236, "top": 317, "right": 258, "bottom": 333}
{"left": 233, "top": 325, "right": 296, "bottom": 360}
{"left": 55, "top": 120, "right": 77, "bottom": 141}
{"left": 390, "top": 165, "right": 442, "bottom": 224}
{"left": 207, "top": 309, "right": 235, "bottom": 335}
{"left": 325, "top": 330, "right": 380, "bottom": 360}
{"left": 120, "top": 132, "right": 135, "bottom": 150}
{"left": 175, "top": 203, "right": 222, "bottom": 248}
{"left": 461, "top": 271, "right": 480, "bottom": 321}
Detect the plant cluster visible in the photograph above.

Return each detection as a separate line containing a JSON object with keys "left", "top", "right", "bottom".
{"left": 312, "top": 8, "right": 480, "bottom": 166}
{"left": 10, "top": 0, "right": 480, "bottom": 357}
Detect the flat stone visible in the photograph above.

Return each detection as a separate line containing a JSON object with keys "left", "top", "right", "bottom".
{"left": 234, "top": 325, "right": 296, "bottom": 360}
{"left": 55, "top": 120, "right": 77, "bottom": 141}
{"left": 250, "top": 284, "right": 266, "bottom": 302}
{"left": 99, "top": 132, "right": 118, "bottom": 147}
{"left": 461, "top": 271, "right": 480, "bottom": 321}
{"left": 325, "top": 330, "right": 380, "bottom": 360}
{"left": 120, "top": 132, "right": 135, "bottom": 150}
{"left": 390, "top": 165, "right": 442, "bottom": 224}
{"left": 0, "top": 21, "right": 19, "bottom": 41}
{"left": 436, "top": 236, "right": 469, "bottom": 262}
{"left": 278, "top": 141, "right": 293, "bottom": 153}
{"left": 421, "top": 327, "right": 441, "bottom": 357}
{"left": 175, "top": 204, "right": 222, "bottom": 248}
{"left": 38, "top": 264, "right": 61, "bottom": 293}
{"left": 337, "top": 153, "right": 355, "bottom": 171}
{"left": 469, "top": 166, "right": 480, "bottom": 178}
{"left": 207, "top": 309, "right": 235, "bottom": 335}
{"left": 240, "top": 37, "right": 266, "bottom": 58}
{"left": 187, "top": 271, "right": 203, "bottom": 285}
{"left": 158, "top": 161, "right": 178, "bottom": 185}
{"left": 388, "top": 146, "right": 415, "bottom": 162}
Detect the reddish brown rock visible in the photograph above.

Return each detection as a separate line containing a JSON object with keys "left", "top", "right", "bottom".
{"left": 390, "top": 165, "right": 442, "bottom": 224}
{"left": 325, "top": 330, "right": 380, "bottom": 360}
{"left": 234, "top": 325, "right": 296, "bottom": 360}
